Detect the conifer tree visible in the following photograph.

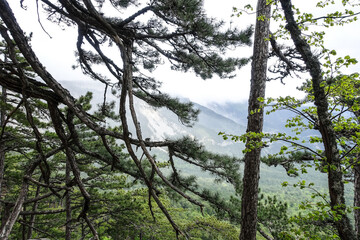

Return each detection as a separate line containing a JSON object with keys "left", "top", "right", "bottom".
{"left": 0, "top": 0, "right": 252, "bottom": 238}
{"left": 239, "top": 0, "right": 271, "bottom": 239}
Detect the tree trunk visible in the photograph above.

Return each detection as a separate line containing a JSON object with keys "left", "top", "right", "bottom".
{"left": 239, "top": 1, "right": 271, "bottom": 239}
{"left": 354, "top": 163, "right": 360, "bottom": 238}
{"left": 0, "top": 204, "right": 10, "bottom": 232}
{"left": 279, "top": 0, "right": 356, "bottom": 239}
{"left": 0, "top": 87, "right": 6, "bottom": 233}
{"left": 0, "top": 180, "right": 29, "bottom": 239}
{"left": 0, "top": 160, "right": 38, "bottom": 239}
{"left": 26, "top": 178, "right": 41, "bottom": 239}
{"left": 65, "top": 160, "right": 72, "bottom": 240}
{"left": 0, "top": 87, "right": 6, "bottom": 198}
{"left": 22, "top": 206, "right": 26, "bottom": 240}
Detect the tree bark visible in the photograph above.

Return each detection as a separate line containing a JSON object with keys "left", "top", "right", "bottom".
{"left": 0, "top": 87, "right": 6, "bottom": 198}
{"left": 279, "top": 0, "right": 356, "bottom": 239}
{"left": 354, "top": 163, "right": 360, "bottom": 238}
{"left": 26, "top": 178, "right": 42, "bottom": 239}
{"left": 0, "top": 162, "right": 38, "bottom": 239}
{"left": 22, "top": 205, "right": 26, "bottom": 240}
{"left": 239, "top": 1, "right": 271, "bottom": 239}
{"left": 65, "top": 160, "right": 72, "bottom": 240}
{"left": 0, "top": 88, "right": 6, "bottom": 234}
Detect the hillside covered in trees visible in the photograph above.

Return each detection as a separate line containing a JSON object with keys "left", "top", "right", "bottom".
{"left": 1, "top": 0, "right": 360, "bottom": 239}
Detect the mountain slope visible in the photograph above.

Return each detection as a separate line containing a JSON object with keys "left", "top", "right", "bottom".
{"left": 61, "top": 81, "right": 333, "bottom": 206}
{"left": 133, "top": 100, "right": 246, "bottom": 156}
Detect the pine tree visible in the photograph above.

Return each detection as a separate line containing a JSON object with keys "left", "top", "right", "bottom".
{"left": 0, "top": 0, "right": 252, "bottom": 238}
{"left": 239, "top": 0, "right": 271, "bottom": 239}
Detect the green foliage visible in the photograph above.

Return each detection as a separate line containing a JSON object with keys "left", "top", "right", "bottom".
{"left": 0, "top": 88, "right": 243, "bottom": 239}
{"left": 3, "top": 0, "right": 360, "bottom": 239}
{"left": 67, "top": 0, "right": 253, "bottom": 129}
{"left": 230, "top": 0, "right": 360, "bottom": 238}
{"left": 169, "top": 136, "right": 243, "bottom": 193}
{"left": 258, "top": 194, "right": 292, "bottom": 239}
{"left": 219, "top": 131, "right": 266, "bottom": 153}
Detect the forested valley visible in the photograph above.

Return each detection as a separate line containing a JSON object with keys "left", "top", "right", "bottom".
{"left": 0, "top": 0, "right": 360, "bottom": 239}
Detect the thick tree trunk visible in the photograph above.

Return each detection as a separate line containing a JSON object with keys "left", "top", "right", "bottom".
{"left": 239, "top": 1, "right": 271, "bottom": 239}
{"left": 279, "top": 0, "right": 356, "bottom": 239}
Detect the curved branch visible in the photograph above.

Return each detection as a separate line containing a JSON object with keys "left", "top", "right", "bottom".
{"left": 117, "top": 39, "right": 187, "bottom": 239}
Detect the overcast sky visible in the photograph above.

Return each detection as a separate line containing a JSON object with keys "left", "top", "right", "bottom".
{"left": 8, "top": 0, "right": 360, "bottom": 105}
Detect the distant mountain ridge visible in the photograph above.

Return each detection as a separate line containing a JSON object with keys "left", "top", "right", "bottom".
{"left": 133, "top": 99, "right": 246, "bottom": 156}
{"left": 61, "top": 80, "right": 246, "bottom": 155}
{"left": 61, "top": 80, "right": 331, "bottom": 205}
{"left": 61, "top": 79, "right": 297, "bottom": 155}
